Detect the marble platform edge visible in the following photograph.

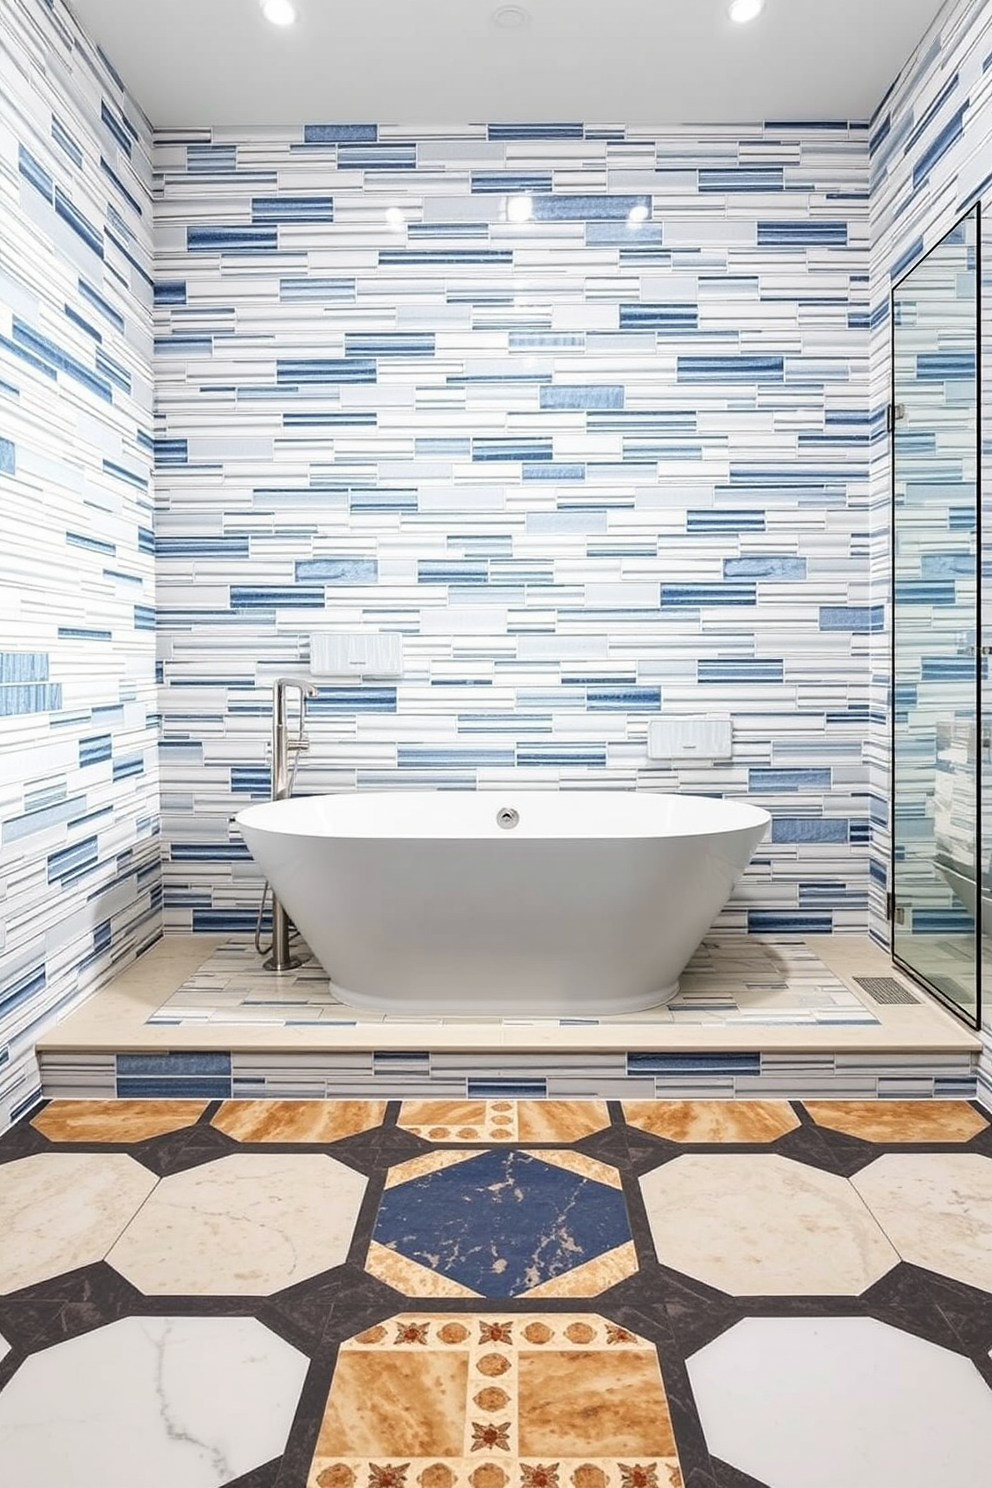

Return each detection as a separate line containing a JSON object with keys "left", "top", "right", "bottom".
{"left": 36, "top": 934, "right": 981, "bottom": 1063}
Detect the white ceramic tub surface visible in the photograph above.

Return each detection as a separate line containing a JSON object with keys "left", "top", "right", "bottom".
{"left": 236, "top": 791, "right": 770, "bottom": 1015}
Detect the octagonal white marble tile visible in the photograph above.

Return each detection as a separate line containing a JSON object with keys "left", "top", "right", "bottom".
{"left": 0, "top": 1153, "right": 158, "bottom": 1293}
{"left": 851, "top": 1153, "right": 992, "bottom": 1294}
{"left": 687, "top": 1316, "right": 992, "bottom": 1488}
{"left": 0, "top": 1315, "right": 309, "bottom": 1488}
{"left": 640, "top": 1153, "right": 898, "bottom": 1295}
{"left": 106, "top": 1151, "right": 367, "bottom": 1294}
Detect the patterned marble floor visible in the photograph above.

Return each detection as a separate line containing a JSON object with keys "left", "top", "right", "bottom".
{"left": 148, "top": 935, "right": 880, "bottom": 1029}
{"left": 2, "top": 1098, "right": 992, "bottom": 1488}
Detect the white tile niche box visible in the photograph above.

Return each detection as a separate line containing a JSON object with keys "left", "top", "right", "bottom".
{"left": 309, "top": 632, "right": 404, "bottom": 678}
{"left": 647, "top": 716, "right": 733, "bottom": 763}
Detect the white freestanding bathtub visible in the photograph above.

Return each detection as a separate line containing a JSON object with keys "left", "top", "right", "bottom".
{"left": 236, "top": 791, "right": 770, "bottom": 1015}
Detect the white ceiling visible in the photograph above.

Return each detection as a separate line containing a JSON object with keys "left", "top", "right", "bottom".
{"left": 68, "top": 0, "right": 949, "bottom": 130}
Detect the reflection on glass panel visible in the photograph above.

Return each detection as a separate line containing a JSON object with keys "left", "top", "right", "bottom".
{"left": 891, "top": 205, "right": 980, "bottom": 1026}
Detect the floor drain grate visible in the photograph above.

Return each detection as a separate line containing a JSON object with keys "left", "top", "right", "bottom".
{"left": 853, "top": 975, "right": 920, "bottom": 1005}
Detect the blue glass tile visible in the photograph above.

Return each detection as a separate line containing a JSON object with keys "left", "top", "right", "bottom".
{"left": 186, "top": 227, "right": 278, "bottom": 253}
{"left": 307, "top": 688, "right": 398, "bottom": 715}
{"left": 540, "top": 385, "right": 624, "bottom": 410}
{"left": 620, "top": 305, "right": 698, "bottom": 331}
{"left": 116, "top": 1078, "right": 233, "bottom": 1099}
{"left": 295, "top": 558, "right": 378, "bottom": 583}
{"left": 771, "top": 818, "right": 850, "bottom": 844}
{"left": 231, "top": 587, "right": 325, "bottom": 609}
{"left": 18, "top": 144, "right": 53, "bottom": 199}
{"left": 723, "top": 557, "right": 807, "bottom": 581}
{"left": 78, "top": 279, "right": 125, "bottom": 332}
{"left": 51, "top": 115, "right": 83, "bottom": 166}
{"left": 471, "top": 172, "right": 553, "bottom": 193}
{"left": 749, "top": 768, "right": 833, "bottom": 791}
{"left": 487, "top": 124, "right": 583, "bottom": 140}
{"left": 678, "top": 355, "right": 784, "bottom": 382}
{"left": 662, "top": 584, "right": 756, "bottom": 607}
{"left": 819, "top": 606, "right": 884, "bottom": 632}
{"left": 53, "top": 188, "right": 104, "bottom": 256}
{"left": 0, "top": 684, "right": 62, "bottom": 716}
{"left": 757, "top": 222, "right": 849, "bottom": 246}
{"left": 252, "top": 196, "right": 333, "bottom": 223}
{"left": 47, "top": 836, "right": 98, "bottom": 885}
{"left": 303, "top": 124, "right": 377, "bottom": 143}
{"left": 531, "top": 194, "right": 650, "bottom": 222}
{"left": 0, "top": 438, "right": 15, "bottom": 475}
{"left": 698, "top": 659, "right": 784, "bottom": 684}
{"left": 344, "top": 334, "right": 435, "bottom": 358}
{"left": 277, "top": 358, "right": 376, "bottom": 384}
{"left": 79, "top": 734, "right": 113, "bottom": 767}
{"left": 747, "top": 912, "right": 834, "bottom": 933}
{"left": 699, "top": 167, "right": 784, "bottom": 192}
{"left": 627, "top": 1052, "right": 760, "bottom": 1074}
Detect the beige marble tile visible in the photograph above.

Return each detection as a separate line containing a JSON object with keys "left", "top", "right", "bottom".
{"left": 851, "top": 1153, "right": 992, "bottom": 1293}
{"left": 0, "top": 1153, "right": 157, "bottom": 1293}
{"left": 517, "top": 1349, "right": 676, "bottom": 1456}
{"left": 531, "top": 1149, "right": 623, "bottom": 1189}
{"left": 315, "top": 1349, "right": 470, "bottom": 1456}
{"left": 106, "top": 1152, "right": 366, "bottom": 1294}
{"left": 211, "top": 1099, "right": 386, "bottom": 1144}
{"left": 384, "top": 1150, "right": 478, "bottom": 1189}
{"left": 516, "top": 1101, "right": 611, "bottom": 1143}
{"left": 398, "top": 1102, "right": 493, "bottom": 1142}
{"left": 623, "top": 1100, "right": 800, "bottom": 1144}
{"left": 366, "top": 1241, "right": 480, "bottom": 1298}
{"left": 32, "top": 1099, "right": 208, "bottom": 1144}
{"left": 523, "top": 1242, "right": 639, "bottom": 1299}
{"left": 308, "top": 1312, "right": 683, "bottom": 1488}
{"left": 640, "top": 1154, "right": 898, "bottom": 1296}
{"left": 805, "top": 1100, "right": 988, "bottom": 1144}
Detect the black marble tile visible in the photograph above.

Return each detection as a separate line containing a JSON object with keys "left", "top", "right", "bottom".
{"left": 227, "top": 1458, "right": 283, "bottom": 1488}
{"left": 262, "top": 1266, "right": 402, "bottom": 1355}
{"left": 0, "top": 1117, "right": 50, "bottom": 1164}
{"left": 711, "top": 1459, "right": 773, "bottom": 1488}
{"left": 0, "top": 1262, "right": 144, "bottom": 1354}
{"left": 130, "top": 1120, "right": 238, "bottom": 1176}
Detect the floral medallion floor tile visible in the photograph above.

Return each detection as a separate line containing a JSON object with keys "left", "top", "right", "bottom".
{"left": 3, "top": 1097, "right": 992, "bottom": 1488}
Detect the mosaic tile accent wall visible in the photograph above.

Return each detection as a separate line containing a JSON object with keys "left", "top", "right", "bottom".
{"left": 866, "top": 0, "right": 992, "bottom": 1097}
{"left": 154, "top": 122, "right": 872, "bottom": 937}
{"left": 0, "top": 0, "right": 160, "bottom": 1128}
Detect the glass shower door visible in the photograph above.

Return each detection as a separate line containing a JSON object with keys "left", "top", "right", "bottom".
{"left": 891, "top": 205, "right": 981, "bottom": 1027}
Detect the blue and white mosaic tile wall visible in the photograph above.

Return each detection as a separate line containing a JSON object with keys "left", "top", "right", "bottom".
{"left": 0, "top": 0, "right": 160, "bottom": 1128}
{"left": 154, "top": 121, "right": 873, "bottom": 938}
{"left": 866, "top": 0, "right": 992, "bottom": 1096}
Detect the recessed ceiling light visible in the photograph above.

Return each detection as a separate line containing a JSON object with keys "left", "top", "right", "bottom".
{"left": 729, "top": 0, "right": 765, "bottom": 21}
{"left": 507, "top": 194, "right": 533, "bottom": 223}
{"left": 261, "top": 0, "right": 297, "bottom": 26}
{"left": 385, "top": 207, "right": 405, "bottom": 230}
{"left": 627, "top": 203, "right": 650, "bottom": 225}
{"left": 491, "top": 5, "right": 531, "bottom": 29}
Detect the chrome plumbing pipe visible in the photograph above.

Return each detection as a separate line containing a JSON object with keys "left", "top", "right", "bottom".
{"left": 265, "top": 677, "right": 317, "bottom": 972}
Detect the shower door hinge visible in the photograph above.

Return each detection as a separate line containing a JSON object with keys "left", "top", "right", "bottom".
{"left": 886, "top": 891, "right": 894, "bottom": 921}
{"left": 886, "top": 402, "right": 906, "bottom": 433}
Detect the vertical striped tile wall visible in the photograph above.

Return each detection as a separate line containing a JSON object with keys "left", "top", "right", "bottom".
{"left": 0, "top": 0, "right": 160, "bottom": 1127}
{"left": 154, "top": 123, "right": 872, "bottom": 938}
{"left": 867, "top": 0, "right": 992, "bottom": 1098}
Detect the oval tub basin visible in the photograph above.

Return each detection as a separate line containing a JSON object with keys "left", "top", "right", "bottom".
{"left": 236, "top": 790, "right": 770, "bottom": 1016}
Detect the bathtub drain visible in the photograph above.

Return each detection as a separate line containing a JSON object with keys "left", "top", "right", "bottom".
{"left": 496, "top": 806, "right": 520, "bottom": 830}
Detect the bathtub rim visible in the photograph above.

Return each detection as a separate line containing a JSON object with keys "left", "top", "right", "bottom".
{"left": 235, "top": 789, "right": 772, "bottom": 843}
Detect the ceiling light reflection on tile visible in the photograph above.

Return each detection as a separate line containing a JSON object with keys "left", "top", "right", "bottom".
{"left": 385, "top": 206, "right": 405, "bottom": 231}
{"left": 507, "top": 193, "right": 533, "bottom": 223}
{"left": 627, "top": 203, "right": 650, "bottom": 226}
{"left": 261, "top": 0, "right": 298, "bottom": 25}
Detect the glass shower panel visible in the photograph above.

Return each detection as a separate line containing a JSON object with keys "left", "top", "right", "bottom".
{"left": 891, "top": 206, "right": 980, "bottom": 1027}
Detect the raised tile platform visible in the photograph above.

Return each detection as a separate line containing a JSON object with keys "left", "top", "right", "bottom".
{"left": 35, "top": 934, "right": 982, "bottom": 1104}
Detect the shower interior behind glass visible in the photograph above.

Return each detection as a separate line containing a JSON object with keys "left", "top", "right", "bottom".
{"left": 890, "top": 202, "right": 982, "bottom": 1028}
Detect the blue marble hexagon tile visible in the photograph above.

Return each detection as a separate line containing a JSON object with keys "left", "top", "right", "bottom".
{"left": 2, "top": 1096, "right": 992, "bottom": 1488}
